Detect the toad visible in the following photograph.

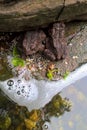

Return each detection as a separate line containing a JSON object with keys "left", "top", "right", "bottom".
{"left": 44, "top": 22, "right": 67, "bottom": 61}
{"left": 23, "top": 30, "right": 46, "bottom": 55}
{"left": 23, "top": 23, "right": 67, "bottom": 61}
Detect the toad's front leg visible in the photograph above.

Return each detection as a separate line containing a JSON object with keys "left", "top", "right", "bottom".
{"left": 44, "top": 49, "right": 56, "bottom": 61}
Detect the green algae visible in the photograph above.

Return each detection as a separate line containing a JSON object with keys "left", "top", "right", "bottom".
{"left": 44, "top": 94, "right": 71, "bottom": 117}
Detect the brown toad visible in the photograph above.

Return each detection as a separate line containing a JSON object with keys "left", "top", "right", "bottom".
{"left": 44, "top": 23, "right": 67, "bottom": 61}
{"left": 23, "top": 30, "right": 46, "bottom": 55}
{"left": 23, "top": 23, "right": 67, "bottom": 61}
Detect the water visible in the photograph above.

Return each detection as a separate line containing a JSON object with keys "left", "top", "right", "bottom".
{"left": 0, "top": 54, "right": 87, "bottom": 129}
{"left": 0, "top": 76, "right": 87, "bottom": 130}
{"left": 49, "top": 76, "right": 87, "bottom": 130}
{"left": 1, "top": 62, "right": 87, "bottom": 111}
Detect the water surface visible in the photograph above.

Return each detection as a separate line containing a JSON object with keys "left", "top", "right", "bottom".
{"left": 49, "top": 76, "right": 87, "bottom": 130}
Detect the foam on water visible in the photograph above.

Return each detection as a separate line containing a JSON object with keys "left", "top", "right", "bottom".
{"left": 0, "top": 63, "right": 87, "bottom": 111}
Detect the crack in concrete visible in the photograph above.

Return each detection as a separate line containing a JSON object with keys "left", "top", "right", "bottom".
{"left": 55, "top": 0, "right": 65, "bottom": 21}
{"left": 67, "top": 25, "right": 86, "bottom": 45}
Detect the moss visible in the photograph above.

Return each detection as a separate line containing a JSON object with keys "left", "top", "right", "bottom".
{"left": 44, "top": 94, "right": 72, "bottom": 117}
{"left": 63, "top": 71, "right": 70, "bottom": 79}
{"left": 0, "top": 90, "right": 72, "bottom": 130}
{"left": 46, "top": 68, "right": 58, "bottom": 80}
{"left": 0, "top": 115, "right": 11, "bottom": 130}
{"left": 11, "top": 46, "right": 25, "bottom": 67}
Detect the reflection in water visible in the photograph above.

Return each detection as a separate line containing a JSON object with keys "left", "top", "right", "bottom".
{"left": 44, "top": 94, "right": 71, "bottom": 117}
{"left": 0, "top": 77, "right": 87, "bottom": 130}
{"left": 0, "top": 91, "right": 71, "bottom": 130}
{"left": 49, "top": 77, "right": 87, "bottom": 130}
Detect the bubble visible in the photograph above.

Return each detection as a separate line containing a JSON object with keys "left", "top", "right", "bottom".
{"left": 21, "top": 89, "right": 24, "bottom": 93}
{"left": 17, "top": 80, "right": 21, "bottom": 83}
{"left": 44, "top": 124, "right": 48, "bottom": 129}
{"left": 8, "top": 87, "right": 11, "bottom": 90}
{"left": 17, "top": 91, "right": 21, "bottom": 95}
{"left": 15, "top": 85, "right": 17, "bottom": 88}
{"left": 42, "top": 123, "right": 49, "bottom": 130}
{"left": 7, "top": 80, "right": 14, "bottom": 86}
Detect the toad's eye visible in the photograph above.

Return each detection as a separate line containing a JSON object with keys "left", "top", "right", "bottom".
{"left": 7, "top": 80, "right": 14, "bottom": 86}
{"left": 42, "top": 40, "right": 46, "bottom": 45}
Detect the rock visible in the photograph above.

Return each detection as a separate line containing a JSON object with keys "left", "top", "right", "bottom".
{"left": 0, "top": 0, "right": 64, "bottom": 31}
{"left": 0, "top": 0, "right": 17, "bottom": 4}
{"left": 0, "top": 0, "right": 87, "bottom": 31}
{"left": 59, "top": 0, "right": 87, "bottom": 21}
